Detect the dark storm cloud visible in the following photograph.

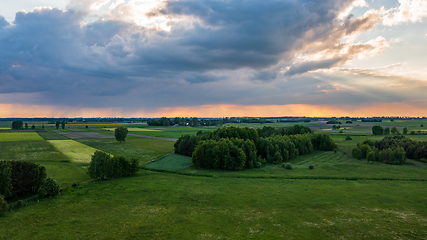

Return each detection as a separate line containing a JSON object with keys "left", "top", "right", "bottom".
{"left": 0, "top": 0, "right": 404, "bottom": 110}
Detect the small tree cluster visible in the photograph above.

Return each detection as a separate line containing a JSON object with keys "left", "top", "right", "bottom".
{"left": 0, "top": 195, "right": 8, "bottom": 217}
{"left": 11, "top": 120, "right": 23, "bottom": 130}
{"left": 88, "top": 151, "right": 139, "bottom": 179}
{"left": 352, "top": 137, "right": 408, "bottom": 165}
{"left": 38, "top": 178, "right": 60, "bottom": 197}
{"left": 115, "top": 127, "right": 129, "bottom": 143}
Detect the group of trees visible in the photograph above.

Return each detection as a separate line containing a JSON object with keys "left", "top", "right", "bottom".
{"left": 55, "top": 121, "right": 66, "bottom": 129}
{"left": 372, "top": 125, "right": 406, "bottom": 135}
{"left": 147, "top": 117, "right": 200, "bottom": 127}
{"left": 0, "top": 161, "right": 60, "bottom": 201}
{"left": 175, "top": 125, "right": 337, "bottom": 171}
{"left": 88, "top": 151, "right": 139, "bottom": 180}
{"left": 352, "top": 135, "right": 427, "bottom": 164}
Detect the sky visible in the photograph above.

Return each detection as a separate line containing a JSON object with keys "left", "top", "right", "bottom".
{"left": 0, "top": 0, "right": 427, "bottom": 118}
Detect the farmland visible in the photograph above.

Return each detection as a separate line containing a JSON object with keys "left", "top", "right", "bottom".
{"left": 1, "top": 120, "right": 427, "bottom": 239}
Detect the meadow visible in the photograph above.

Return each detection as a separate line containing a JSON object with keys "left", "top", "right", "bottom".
{"left": 1, "top": 120, "right": 427, "bottom": 239}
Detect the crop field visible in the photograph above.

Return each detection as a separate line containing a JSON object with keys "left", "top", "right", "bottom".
{"left": 48, "top": 140, "right": 98, "bottom": 163}
{"left": 2, "top": 120, "right": 427, "bottom": 239}
{"left": 145, "top": 154, "right": 193, "bottom": 171}
{"left": 105, "top": 127, "right": 160, "bottom": 132}
{"left": 52, "top": 130, "right": 114, "bottom": 139}
{"left": 0, "top": 132, "right": 44, "bottom": 142}
{"left": 77, "top": 136, "right": 175, "bottom": 163}
{"left": 37, "top": 130, "right": 69, "bottom": 140}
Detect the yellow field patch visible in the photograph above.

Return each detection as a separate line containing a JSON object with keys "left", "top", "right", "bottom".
{"left": 48, "top": 140, "right": 98, "bottom": 163}
{"left": 0, "top": 132, "right": 44, "bottom": 142}
{"left": 105, "top": 127, "right": 160, "bottom": 132}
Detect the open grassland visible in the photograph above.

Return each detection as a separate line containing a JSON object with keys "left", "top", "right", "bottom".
{"left": 0, "top": 140, "right": 88, "bottom": 187}
{"left": 0, "top": 140, "right": 69, "bottom": 162}
{"left": 105, "top": 127, "right": 160, "bottom": 132}
{"left": 125, "top": 126, "right": 216, "bottom": 139}
{"left": 0, "top": 132, "right": 44, "bottom": 142}
{"left": 77, "top": 136, "right": 174, "bottom": 163}
{"left": 145, "top": 154, "right": 193, "bottom": 171}
{"left": 1, "top": 172, "right": 427, "bottom": 239}
{"left": 48, "top": 140, "right": 98, "bottom": 163}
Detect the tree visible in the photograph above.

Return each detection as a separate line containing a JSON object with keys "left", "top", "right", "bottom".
{"left": 0, "top": 195, "right": 8, "bottom": 216}
{"left": 372, "top": 125, "right": 383, "bottom": 135}
{"left": 11, "top": 120, "right": 23, "bottom": 130}
{"left": 55, "top": 121, "right": 60, "bottom": 129}
{"left": 61, "top": 121, "right": 65, "bottom": 129}
{"left": 24, "top": 123, "right": 28, "bottom": 130}
{"left": 39, "top": 178, "right": 60, "bottom": 197}
{"left": 115, "top": 127, "right": 128, "bottom": 143}
{"left": 391, "top": 127, "right": 397, "bottom": 134}
{"left": 42, "top": 125, "right": 45, "bottom": 129}
{"left": 384, "top": 127, "right": 390, "bottom": 135}
{"left": 192, "top": 117, "right": 199, "bottom": 127}
{"left": 31, "top": 125, "right": 35, "bottom": 130}
{"left": 403, "top": 127, "right": 408, "bottom": 135}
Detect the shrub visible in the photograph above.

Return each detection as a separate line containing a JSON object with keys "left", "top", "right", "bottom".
{"left": 85, "top": 126, "right": 88, "bottom": 128}
{"left": 345, "top": 136, "right": 352, "bottom": 140}
{"left": 308, "top": 165, "right": 314, "bottom": 170}
{"left": 15, "top": 200, "right": 23, "bottom": 209}
{"left": 37, "top": 187, "right": 46, "bottom": 198}
{"left": 41, "top": 178, "right": 60, "bottom": 197}
{"left": 254, "top": 161, "right": 262, "bottom": 168}
{"left": 284, "top": 163, "right": 293, "bottom": 170}
{"left": 0, "top": 195, "right": 8, "bottom": 216}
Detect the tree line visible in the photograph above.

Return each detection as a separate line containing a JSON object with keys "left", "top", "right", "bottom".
{"left": 352, "top": 135, "right": 427, "bottom": 164}
{"left": 88, "top": 151, "right": 139, "bottom": 180}
{"left": 175, "top": 125, "right": 337, "bottom": 171}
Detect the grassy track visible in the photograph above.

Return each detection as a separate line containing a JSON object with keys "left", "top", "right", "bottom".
{"left": 0, "top": 132, "right": 44, "bottom": 142}
{"left": 48, "top": 140, "right": 98, "bottom": 163}
{"left": 1, "top": 172, "right": 427, "bottom": 239}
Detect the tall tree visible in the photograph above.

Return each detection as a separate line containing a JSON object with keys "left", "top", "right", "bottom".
{"left": 372, "top": 125, "right": 383, "bottom": 135}
{"left": 61, "top": 121, "right": 65, "bottom": 129}
{"left": 192, "top": 117, "right": 198, "bottom": 127}
{"left": 55, "top": 121, "right": 60, "bottom": 129}
{"left": 115, "top": 127, "right": 129, "bottom": 143}
{"left": 391, "top": 126, "right": 397, "bottom": 134}
{"left": 11, "top": 120, "right": 23, "bottom": 130}
{"left": 24, "top": 123, "right": 28, "bottom": 130}
{"left": 403, "top": 127, "right": 408, "bottom": 135}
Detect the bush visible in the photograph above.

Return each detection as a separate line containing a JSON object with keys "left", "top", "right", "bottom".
{"left": 37, "top": 187, "right": 47, "bottom": 198}
{"left": 41, "top": 178, "right": 60, "bottom": 197}
{"left": 284, "top": 163, "right": 293, "bottom": 170}
{"left": 0, "top": 195, "right": 8, "bottom": 216}
{"left": 345, "top": 136, "right": 352, "bottom": 140}
{"left": 254, "top": 161, "right": 262, "bottom": 168}
{"left": 308, "top": 165, "right": 314, "bottom": 170}
{"left": 15, "top": 200, "right": 23, "bottom": 209}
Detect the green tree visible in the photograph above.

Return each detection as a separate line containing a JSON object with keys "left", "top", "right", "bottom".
{"left": 11, "top": 120, "right": 23, "bottom": 130}
{"left": 372, "top": 125, "right": 383, "bottom": 135}
{"left": 391, "top": 126, "right": 397, "bottom": 134}
{"left": 55, "top": 121, "right": 60, "bottom": 129}
{"left": 61, "top": 121, "right": 65, "bottom": 129}
{"left": 192, "top": 117, "right": 199, "bottom": 127}
{"left": 31, "top": 125, "right": 35, "bottom": 130}
{"left": 39, "top": 178, "right": 60, "bottom": 197}
{"left": 115, "top": 127, "right": 128, "bottom": 143}
{"left": 384, "top": 127, "right": 390, "bottom": 135}
{"left": 403, "top": 127, "right": 408, "bottom": 135}
{"left": 0, "top": 162, "right": 12, "bottom": 199}
{"left": 24, "top": 123, "right": 28, "bottom": 130}
{"left": 0, "top": 195, "right": 8, "bottom": 216}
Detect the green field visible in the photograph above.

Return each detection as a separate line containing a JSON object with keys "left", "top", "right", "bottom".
{"left": 105, "top": 127, "right": 160, "bottom": 132}
{"left": 1, "top": 172, "right": 427, "bottom": 239}
{"left": 0, "top": 132, "right": 44, "bottom": 142}
{"left": 48, "top": 140, "right": 98, "bottom": 163}
{"left": 2, "top": 120, "right": 427, "bottom": 239}
{"left": 145, "top": 154, "right": 193, "bottom": 171}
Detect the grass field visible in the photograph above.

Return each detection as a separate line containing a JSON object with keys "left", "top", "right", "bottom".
{"left": 125, "top": 127, "right": 215, "bottom": 139}
{"left": 3, "top": 120, "right": 427, "bottom": 239}
{"left": 48, "top": 140, "right": 98, "bottom": 163}
{"left": 37, "top": 130, "right": 69, "bottom": 140}
{"left": 105, "top": 127, "right": 160, "bottom": 132}
{"left": 0, "top": 132, "right": 44, "bottom": 142}
{"left": 145, "top": 154, "right": 193, "bottom": 171}
{"left": 77, "top": 136, "right": 175, "bottom": 163}
{"left": 1, "top": 172, "right": 427, "bottom": 239}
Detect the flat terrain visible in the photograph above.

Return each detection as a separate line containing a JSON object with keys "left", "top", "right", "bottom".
{"left": 1, "top": 120, "right": 427, "bottom": 239}
{"left": 48, "top": 140, "right": 99, "bottom": 163}
{"left": 0, "top": 132, "right": 44, "bottom": 142}
{"left": 52, "top": 130, "right": 114, "bottom": 139}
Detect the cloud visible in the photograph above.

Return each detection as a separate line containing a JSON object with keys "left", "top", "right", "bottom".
{"left": 0, "top": 0, "right": 426, "bottom": 115}
{"left": 383, "top": 0, "right": 427, "bottom": 26}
